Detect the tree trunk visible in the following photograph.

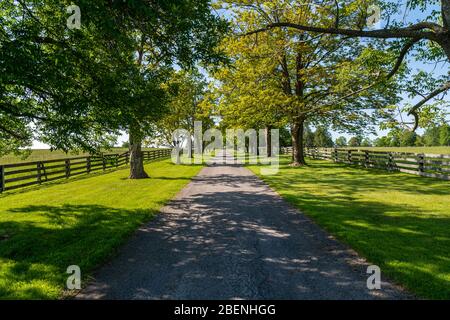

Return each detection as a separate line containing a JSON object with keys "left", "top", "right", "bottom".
{"left": 265, "top": 126, "right": 272, "bottom": 157}
{"left": 442, "top": 0, "right": 450, "bottom": 29}
{"left": 291, "top": 118, "right": 306, "bottom": 166}
{"left": 441, "top": 35, "right": 450, "bottom": 62}
{"left": 129, "top": 124, "right": 149, "bottom": 179}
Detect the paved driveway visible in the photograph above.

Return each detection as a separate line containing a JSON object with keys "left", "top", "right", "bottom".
{"left": 78, "top": 152, "right": 409, "bottom": 299}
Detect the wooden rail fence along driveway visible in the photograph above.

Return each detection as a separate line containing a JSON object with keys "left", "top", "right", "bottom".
{"left": 0, "top": 149, "right": 171, "bottom": 192}
{"left": 281, "top": 147, "right": 450, "bottom": 181}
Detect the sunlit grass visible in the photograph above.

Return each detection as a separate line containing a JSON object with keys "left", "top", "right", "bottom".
{"left": 0, "top": 159, "right": 202, "bottom": 299}
{"left": 249, "top": 156, "right": 450, "bottom": 299}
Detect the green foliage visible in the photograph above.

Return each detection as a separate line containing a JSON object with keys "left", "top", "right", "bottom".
{"left": 155, "top": 70, "right": 215, "bottom": 146}
{"left": 374, "top": 136, "right": 391, "bottom": 147}
{"left": 313, "top": 126, "right": 334, "bottom": 147}
{"left": 304, "top": 126, "right": 315, "bottom": 148}
{"left": 439, "top": 124, "right": 450, "bottom": 146}
{"left": 0, "top": 0, "right": 227, "bottom": 156}
{"left": 399, "top": 130, "right": 418, "bottom": 147}
{"left": 348, "top": 136, "right": 363, "bottom": 147}
{"left": 361, "top": 138, "right": 373, "bottom": 147}
{"left": 374, "top": 123, "right": 450, "bottom": 147}
{"left": 213, "top": 0, "right": 402, "bottom": 162}
{"left": 389, "top": 134, "right": 400, "bottom": 147}
{"left": 279, "top": 126, "right": 292, "bottom": 147}
{"left": 0, "top": 0, "right": 129, "bottom": 154}
{"left": 335, "top": 136, "right": 348, "bottom": 147}
{"left": 424, "top": 126, "right": 441, "bottom": 146}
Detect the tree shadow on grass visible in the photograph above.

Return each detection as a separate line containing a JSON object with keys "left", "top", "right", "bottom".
{"left": 280, "top": 191, "right": 450, "bottom": 299}
{"left": 78, "top": 172, "right": 444, "bottom": 299}
{"left": 0, "top": 204, "right": 159, "bottom": 299}
{"left": 258, "top": 158, "right": 450, "bottom": 298}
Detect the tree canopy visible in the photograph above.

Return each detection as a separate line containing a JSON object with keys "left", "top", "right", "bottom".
{"left": 214, "top": 0, "right": 404, "bottom": 165}
{"left": 1, "top": 0, "right": 227, "bottom": 177}
{"left": 1, "top": 0, "right": 448, "bottom": 170}
{"left": 246, "top": 0, "right": 450, "bottom": 130}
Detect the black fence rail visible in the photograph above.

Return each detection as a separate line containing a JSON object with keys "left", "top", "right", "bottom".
{"left": 280, "top": 147, "right": 450, "bottom": 181}
{"left": 0, "top": 149, "right": 172, "bottom": 193}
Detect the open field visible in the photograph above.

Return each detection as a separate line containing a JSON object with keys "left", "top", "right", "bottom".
{"left": 0, "top": 148, "right": 160, "bottom": 165}
{"left": 341, "top": 146, "right": 450, "bottom": 154}
{"left": 0, "top": 159, "right": 202, "bottom": 299}
{"left": 249, "top": 156, "right": 450, "bottom": 299}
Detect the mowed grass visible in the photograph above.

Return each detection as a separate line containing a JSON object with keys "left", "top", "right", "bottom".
{"left": 341, "top": 146, "right": 450, "bottom": 154}
{"left": 0, "top": 148, "right": 159, "bottom": 165}
{"left": 249, "top": 156, "right": 450, "bottom": 299}
{"left": 0, "top": 159, "right": 202, "bottom": 299}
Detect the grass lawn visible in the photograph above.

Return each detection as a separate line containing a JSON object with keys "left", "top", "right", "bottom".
{"left": 0, "top": 159, "right": 202, "bottom": 299}
{"left": 249, "top": 156, "right": 450, "bottom": 299}
{"left": 341, "top": 146, "right": 450, "bottom": 154}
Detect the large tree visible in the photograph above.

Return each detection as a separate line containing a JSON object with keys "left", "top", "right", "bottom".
{"left": 154, "top": 70, "right": 215, "bottom": 151}
{"left": 100, "top": 0, "right": 227, "bottom": 178}
{"left": 0, "top": 0, "right": 129, "bottom": 155}
{"left": 213, "top": 53, "right": 286, "bottom": 157}
{"left": 216, "top": 0, "right": 402, "bottom": 165}
{"left": 0, "top": 0, "right": 228, "bottom": 179}
{"left": 247, "top": 0, "right": 450, "bottom": 130}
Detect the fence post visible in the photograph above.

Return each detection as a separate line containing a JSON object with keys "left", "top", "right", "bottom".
{"left": 86, "top": 156, "right": 91, "bottom": 173}
{"left": 347, "top": 150, "right": 352, "bottom": 163}
{"left": 0, "top": 165, "right": 4, "bottom": 193}
{"left": 388, "top": 153, "right": 393, "bottom": 171}
{"left": 65, "top": 159, "right": 71, "bottom": 178}
{"left": 37, "top": 162, "right": 42, "bottom": 184}
{"left": 365, "top": 151, "right": 369, "bottom": 168}
{"left": 418, "top": 153, "right": 425, "bottom": 173}
{"left": 102, "top": 156, "right": 106, "bottom": 171}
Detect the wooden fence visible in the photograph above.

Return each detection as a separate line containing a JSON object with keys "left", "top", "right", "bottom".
{"left": 281, "top": 147, "right": 450, "bottom": 181}
{"left": 0, "top": 149, "right": 172, "bottom": 193}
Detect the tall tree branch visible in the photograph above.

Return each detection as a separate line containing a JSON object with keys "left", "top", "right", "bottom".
{"left": 408, "top": 81, "right": 450, "bottom": 131}
{"left": 245, "top": 22, "right": 441, "bottom": 41}
{"left": 0, "top": 123, "right": 29, "bottom": 140}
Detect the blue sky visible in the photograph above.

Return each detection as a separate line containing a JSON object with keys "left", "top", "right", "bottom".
{"left": 32, "top": 1, "right": 449, "bottom": 148}
{"left": 336, "top": 0, "right": 449, "bottom": 141}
